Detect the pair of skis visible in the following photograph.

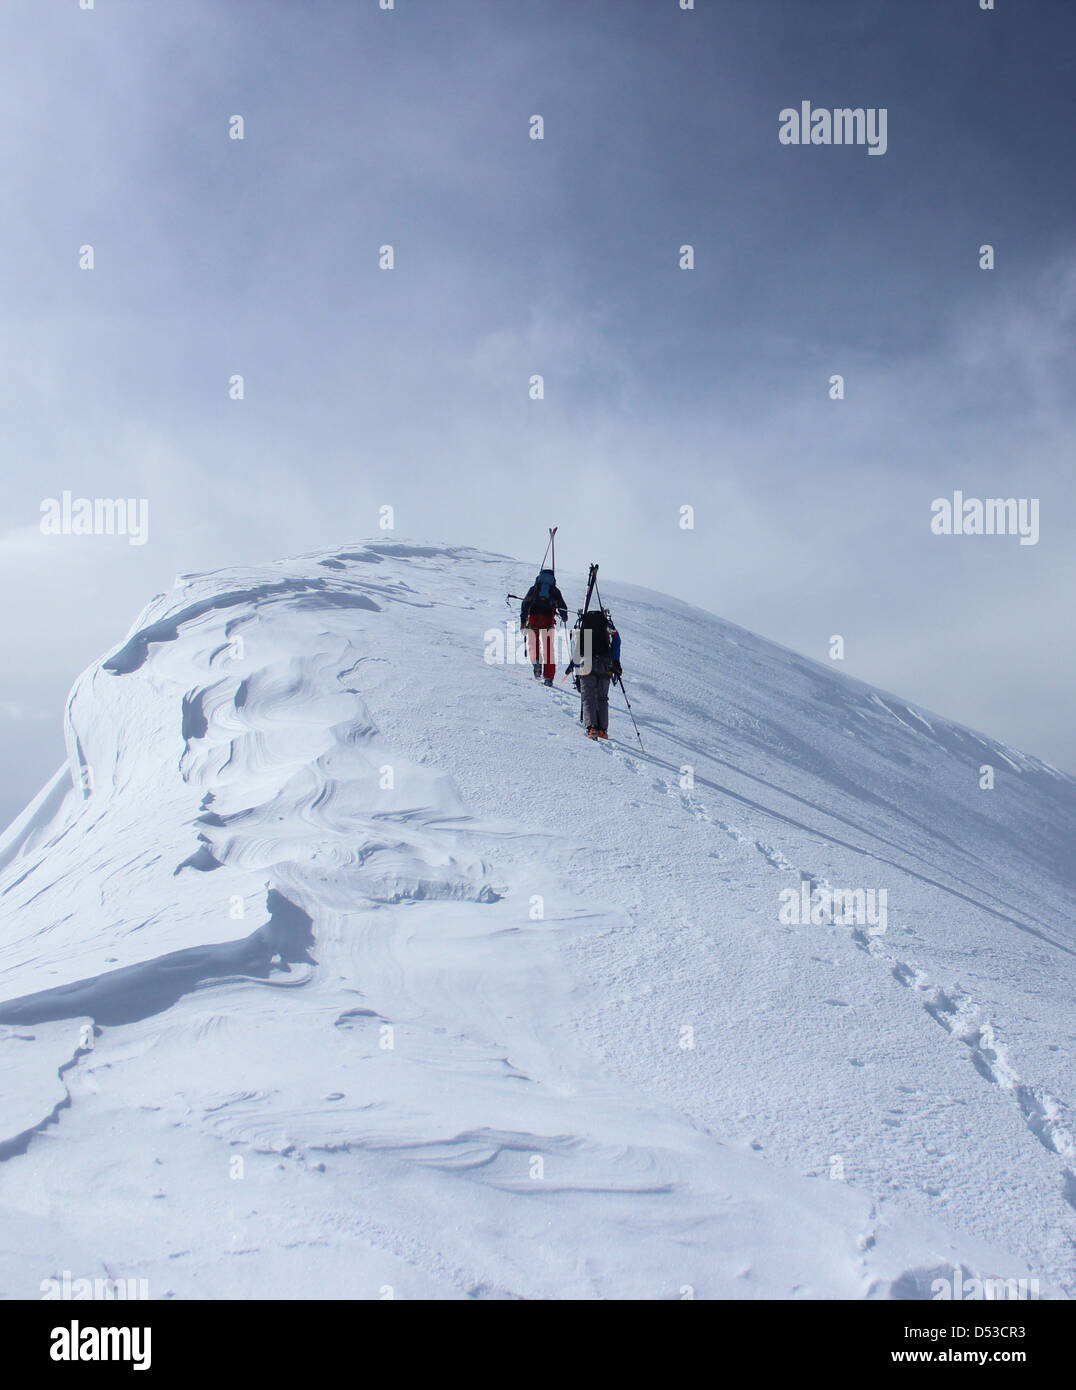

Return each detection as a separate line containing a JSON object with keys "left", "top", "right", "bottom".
{"left": 562, "top": 562, "right": 598, "bottom": 687}
{"left": 540, "top": 526, "right": 557, "bottom": 573}
{"left": 581, "top": 561, "right": 599, "bottom": 617}
{"left": 505, "top": 526, "right": 561, "bottom": 608}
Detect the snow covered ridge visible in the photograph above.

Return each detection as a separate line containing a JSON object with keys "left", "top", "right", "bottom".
{"left": 0, "top": 538, "right": 1073, "bottom": 1299}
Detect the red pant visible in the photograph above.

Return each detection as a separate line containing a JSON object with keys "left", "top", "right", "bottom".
{"left": 525, "top": 614, "right": 557, "bottom": 680}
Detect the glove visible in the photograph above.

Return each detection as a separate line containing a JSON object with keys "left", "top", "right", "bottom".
{"left": 611, "top": 661, "right": 623, "bottom": 679}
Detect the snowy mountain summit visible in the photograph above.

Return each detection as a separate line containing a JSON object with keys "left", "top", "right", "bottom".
{"left": 0, "top": 539, "right": 1073, "bottom": 1299}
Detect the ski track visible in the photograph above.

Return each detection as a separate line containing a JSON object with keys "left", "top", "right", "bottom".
{"left": 600, "top": 725, "right": 1076, "bottom": 1216}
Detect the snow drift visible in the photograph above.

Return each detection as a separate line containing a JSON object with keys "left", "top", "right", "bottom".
{"left": 0, "top": 539, "right": 1073, "bottom": 1299}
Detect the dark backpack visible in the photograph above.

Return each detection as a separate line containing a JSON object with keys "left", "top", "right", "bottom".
{"left": 528, "top": 569, "right": 558, "bottom": 617}
{"left": 578, "top": 608, "right": 612, "bottom": 659}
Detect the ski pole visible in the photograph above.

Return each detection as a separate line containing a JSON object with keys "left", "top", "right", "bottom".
{"left": 615, "top": 676, "right": 644, "bottom": 750}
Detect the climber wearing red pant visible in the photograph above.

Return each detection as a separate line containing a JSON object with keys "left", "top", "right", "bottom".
{"left": 520, "top": 568, "right": 568, "bottom": 686}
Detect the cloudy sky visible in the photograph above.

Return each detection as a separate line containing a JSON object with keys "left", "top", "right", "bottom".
{"left": 1, "top": 0, "right": 1074, "bottom": 827}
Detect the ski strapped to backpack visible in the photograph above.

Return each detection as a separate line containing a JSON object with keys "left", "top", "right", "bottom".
{"left": 544, "top": 526, "right": 557, "bottom": 575}
{"left": 507, "top": 527, "right": 562, "bottom": 610}
{"left": 563, "top": 563, "right": 598, "bottom": 686}
{"left": 581, "top": 562, "right": 598, "bottom": 616}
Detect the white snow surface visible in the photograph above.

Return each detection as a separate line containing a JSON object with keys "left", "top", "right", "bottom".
{"left": 0, "top": 539, "right": 1073, "bottom": 1300}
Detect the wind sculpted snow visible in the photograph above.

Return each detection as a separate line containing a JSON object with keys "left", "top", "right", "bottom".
{"left": 0, "top": 540, "right": 1072, "bottom": 1299}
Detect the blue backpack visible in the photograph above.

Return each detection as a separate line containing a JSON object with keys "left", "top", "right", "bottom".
{"left": 529, "top": 569, "right": 558, "bottom": 616}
